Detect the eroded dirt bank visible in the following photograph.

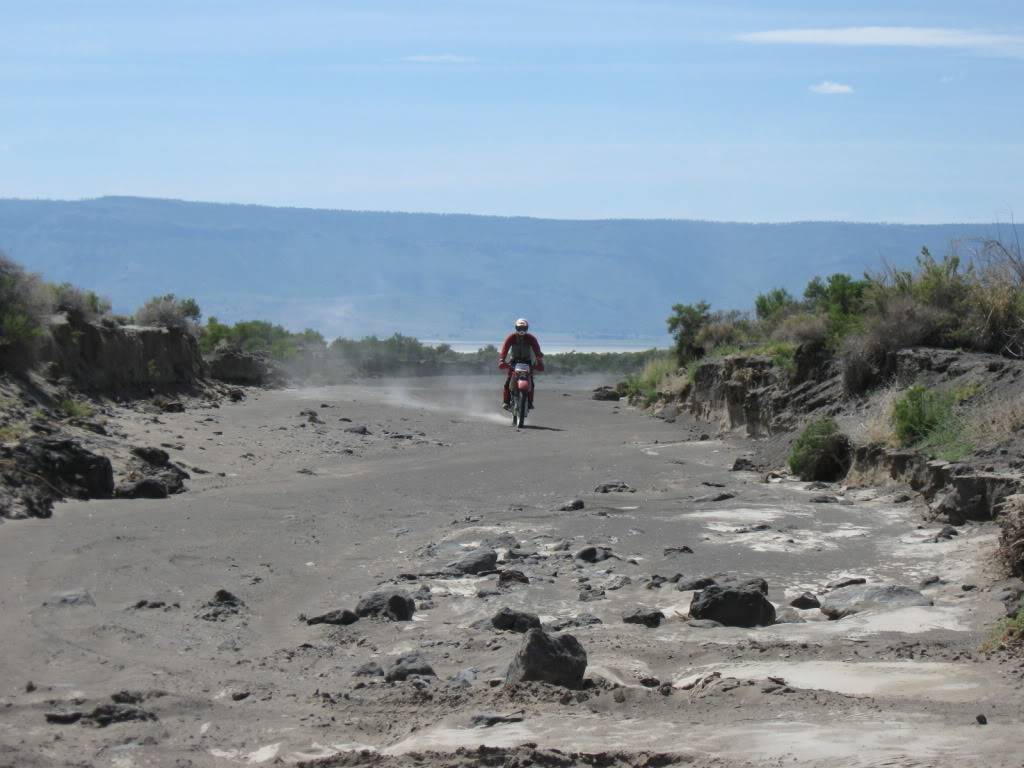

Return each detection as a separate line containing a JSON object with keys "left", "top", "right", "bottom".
{"left": 0, "top": 376, "right": 1021, "bottom": 767}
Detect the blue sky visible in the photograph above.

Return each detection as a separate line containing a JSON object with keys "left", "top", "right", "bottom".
{"left": 1, "top": 0, "right": 1022, "bottom": 222}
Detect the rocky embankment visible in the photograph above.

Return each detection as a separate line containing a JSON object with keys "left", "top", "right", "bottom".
{"left": 0, "top": 313, "right": 280, "bottom": 520}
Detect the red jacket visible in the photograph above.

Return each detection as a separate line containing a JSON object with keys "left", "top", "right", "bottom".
{"left": 500, "top": 332, "right": 544, "bottom": 370}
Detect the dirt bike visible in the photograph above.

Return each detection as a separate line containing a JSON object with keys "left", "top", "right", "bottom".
{"left": 509, "top": 362, "right": 532, "bottom": 429}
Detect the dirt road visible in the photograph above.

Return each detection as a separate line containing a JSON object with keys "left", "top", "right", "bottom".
{"left": 0, "top": 376, "right": 1020, "bottom": 767}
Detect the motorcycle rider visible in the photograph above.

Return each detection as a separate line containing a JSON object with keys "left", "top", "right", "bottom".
{"left": 499, "top": 318, "right": 544, "bottom": 410}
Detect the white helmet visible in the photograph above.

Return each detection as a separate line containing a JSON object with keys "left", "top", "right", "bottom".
{"left": 514, "top": 318, "right": 529, "bottom": 332}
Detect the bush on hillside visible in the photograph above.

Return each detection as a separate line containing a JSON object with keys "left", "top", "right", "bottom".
{"left": 0, "top": 252, "right": 54, "bottom": 370}
{"left": 134, "top": 294, "right": 202, "bottom": 334}
{"left": 695, "top": 310, "right": 751, "bottom": 352}
{"left": 788, "top": 418, "right": 853, "bottom": 481}
{"left": 770, "top": 312, "right": 828, "bottom": 346}
{"left": 890, "top": 383, "right": 972, "bottom": 460}
{"left": 754, "top": 287, "right": 798, "bottom": 322}
{"left": 50, "top": 282, "right": 111, "bottom": 322}
{"left": 667, "top": 300, "right": 711, "bottom": 364}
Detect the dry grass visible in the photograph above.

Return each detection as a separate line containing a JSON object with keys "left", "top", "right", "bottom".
{"left": 966, "top": 394, "right": 1024, "bottom": 448}
{"left": 850, "top": 383, "right": 901, "bottom": 446}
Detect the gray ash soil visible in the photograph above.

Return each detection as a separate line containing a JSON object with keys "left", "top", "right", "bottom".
{"left": 0, "top": 375, "right": 1021, "bottom": 768}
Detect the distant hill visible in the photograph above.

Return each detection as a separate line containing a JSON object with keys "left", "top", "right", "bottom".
{"left": 0, "top": 196, "right": 1002, "bottom": 343}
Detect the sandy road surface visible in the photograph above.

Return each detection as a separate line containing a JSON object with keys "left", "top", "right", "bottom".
{"left": 0, "top": 376, "right": 1021, "bottom": 767}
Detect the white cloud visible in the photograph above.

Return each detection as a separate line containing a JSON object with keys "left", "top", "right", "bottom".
{"left": 401, "top": 54, "right": 478, "bottom": 64}
{"left": 736, "top": 27, "right": 1024, "bottom": 57}
{"left": 810, "top": 81, "right": 853, "bottom": 95}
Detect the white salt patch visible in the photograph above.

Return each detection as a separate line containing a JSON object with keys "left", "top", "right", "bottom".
{"left": 682, "top": 507, "right": 789, "bottom": 522}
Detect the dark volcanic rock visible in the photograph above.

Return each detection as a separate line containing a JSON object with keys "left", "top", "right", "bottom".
{"left": 505, "top": 629, "right": 587, "bottom": 689}
{"left": 492, "top": 607, "right": 542, "bottom": 633}
{"left": 820, "top": 584, "right": 932, "bottom": 620}
{"left": 677, "top": 576, "right": 717, "bottom": 591}
{"left": 594, "top": 481, "right": 634, "bottom": 493}
{"left": 345, "top": 425, "right": 372, "bottom": 435}
{"left": 690, "top": 584, "right": 776, "bottom": 627}
{"left": 498, "top": 570, "right": 530, "bottom": 586}
{"left": 448, "top": 547, "right": 498, "bottom": 575}
{"left": 558, "top": 499, "right": 585, "bottom": 511}
{"left": 826, "top": 576, "right": 867, "bottom": 590}
{"left": 355, "top": 590, "right": 416, "bottom": 621}
{"left": 207, "top": 346, "right": 280, "bottom": 386}
{"left": 591, "top": 386, "right": 621, "bottom": 401}
{"left": 197, "top": 589, "right": 245, "bottom": 621}
{"left": 578, "top": 587, "right": 606, "bottom": 602}
{"left": 82, "top": 703, "right": 157, "bottom": 727}
{"left": 790, "top": 592, "right": 820, "bottom": 610}
{"left": 131, "top": 446, "right": 170, "bottom": 465}
{"left": 2, "top": 437, "right": 114, "bottom": 518}
{"left": 115, "top": 478, "right": 169, "bottom": 499}
{"left": 549, "top": 614, "right": 603, "bottom": 631}
{"left": 731, "top": 457, "right": 757, "bottom": 471}
{"left": 575, "top": 545, "right": 614, "bottom": 563}
{"left": 306, "top": 609, "right": 359, "bottom": 626}
{"left": 622, "top": 608, "right": 664, "bottom": 628}
{"left": 353, "top": 661, "right": 384, "bottom": 677}
{"left": 664, "top": 545, "right": 694, "bottom": 555}
{"left": 385, "top": 652, "right": 437, "bottom": 682}
{"left": 694, "top": 492, "right": 735, "bottom": 503}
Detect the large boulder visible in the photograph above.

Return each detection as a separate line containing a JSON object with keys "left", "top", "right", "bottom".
{"left": 385, "top": 652, "right": 436, "bottom": 682}
{"left": 447, "top": 548, "right": 498, "bottom": 575}
{"left": 689, "top": 584, "right": 776, "bottom": 627}
{"left": 2, "top": 437, "right": 113, "bottom": 518}
{"left": 820, "top": 584, "right": 932, "bottom": 620}
{"left": 355, "top": 590, "right": 415, "bottom": 621}
{"left": 505, "top": 629, "right": 587, "bottom": 689}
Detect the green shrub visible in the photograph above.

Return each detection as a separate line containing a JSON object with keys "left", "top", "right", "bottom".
{"left": 49, "top": 283, "right": 111, "bottom": 321}
{"left": 891, "top": 384, "right": 973, "bottom": 461}
{"left": 624, "top": 354, "right": 678, "bottom": 402}
{"left": 134, "top": 294, "right": 202, "bottom": 334}
{"left": 788, "top": 418, "right": 853, "bottom": 481}
{"left": 0, "top": 253, "right": 54, "bottom": 369}
{"left": 667, "top": 300, "right": 711, "bottom": 365}
{"left": 58, "top": 398, "right": 95, "bottom": 419}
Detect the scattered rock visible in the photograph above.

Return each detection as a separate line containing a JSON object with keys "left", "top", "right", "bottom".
{"left": 197, "top": 589, "right": 245, "bottom": 622}
{"left": 492, "top": 607, "right": 542, "bottom": 633}
{"left": 385, "top": 652, "right": 436, "bottom": 682}
{"left": 622, "top": 608, "right": 664, "bottom": 628}
{"left": 575, "top": 545, "right": 615, "bottom": 563}
{"left": 690, "top": 583, "right": 776, "bottom": 627}
{"left": 549, "top": 614, "right": 603, "bottom": 631}
{"left": 977, "top": 714, "right": 988, "bottom": 725}
{"left": 686, "top": 619, "right": 723, "bottom": 629}
{"left": 819, "top": 584, "right": 932, "bottom": 620}
{"left": 578, "top": 587, "right": 606, "bottom": 602}
{"left": 594, "top": 481, "right": 634, "bottom": 493}
{"left": 81, "top": 703, "right": 157, "bottom": 728}
{"left": 664, "top": 545, "right": 694, "bottom": 556}
{"left": 448, "top": 548, "right": 498, "bottom": 575}
{"left": 306, "top": 609, "right": 359, "bottom": 626}
{"left": 789, "top": 592, "right": 820, "bottom": 610}
{"left": 731, "top": 457, "right": 757, "bottom": 472}
{"left": 695, "top": 492, "right": 735, "bottom": 503}
{"left": 353, "top": 662, "right": 384, "bottom": 678}
{"left": 808, "top": 495, "right": 839, "bottom": 504}
{"left": 601, "top": 575, "right": 631, "bottom": 591}
{"left": 591, "top": 386, "right": 621, "bottom": 402}
{"left": 774, "top": 608, "right": 807, "bottom": 624}
{"left": 471, "top": 711, "right": 526, "bottom": 727}
{"left": 355, "top": 590, "right": 415, "bottom": 621}
{"left": 45, "top": 711, "right": 82, "bottom": 725}
{"left": 505, "top": 629, "right": 587, "bottom": 689}
{"left": 498, "top": 569, "right": 530, "bottom": 587}
{"left": 345, "top": 425, "right": 371, "bottom": 436}
{"left": 732, "top": 523, "right": 771, "bottom": 534}
{"left": 160, "top": 401, "right": 185, "bottom": 414}
{"left": 826, "top": 576, "right": 866, "bottom": 591}
{"left": 115, "top": 478, "right": 169, "bottom": 499}
{"left": 677, "top": 576, "right": 716, "bottom": 591}
{"left": 558, "top": 499, "right": 585, "bottom": 511}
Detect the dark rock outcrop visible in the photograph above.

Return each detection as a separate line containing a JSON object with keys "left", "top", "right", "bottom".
{"left": 447, "top": 548, "right": 498, "bottom": 575}
{"left": 206, "top": 346, "right": 281, "bottom": 386}
{"left": 46, "top": 314, "right": 206, "bottom": 394}
{"left": 1, "top": 437, "right": 113, "bottom": 519}
{"left": 355, "top": 590, "right": 415, "bottom": 621}
{"left": 385, "top": 653, "right": 436, "bottom": 682}
{"left": 505, "top": 629, "right": 587, "bottom": 689}
{"left": 689, "top": 584, "right": 776, "bottom": 627}
{"left": 622, "top": 608, "right": 664, "bottom": 628}
{"left": 307, "top": 609, "right": 359, "bottom": 626}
